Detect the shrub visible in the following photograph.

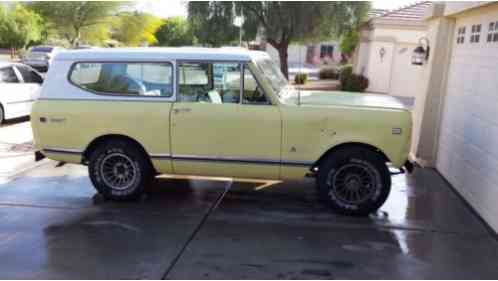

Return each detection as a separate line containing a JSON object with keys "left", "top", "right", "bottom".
{"left": 341, "top": 73, "right": 369, "bottom": 92}
{"left": 318, "top": 67, "right": 339, "bottom": 79}
{"left": 339, "top": 64, "right": 353, "bottom": 79}
{"left": 294, "top": 73, "right": 308, "bottom": 85}
{"left": 338, "top": 65, "right": 368, "bottom": 92}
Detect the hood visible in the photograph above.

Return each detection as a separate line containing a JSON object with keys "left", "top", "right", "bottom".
{"left": 292, "top": 90, "right": 409, "bottom": 111}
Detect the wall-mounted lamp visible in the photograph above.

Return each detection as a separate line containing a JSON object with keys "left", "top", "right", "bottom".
{"left": 412, "top": 37, "right": 430, "bottom": 65}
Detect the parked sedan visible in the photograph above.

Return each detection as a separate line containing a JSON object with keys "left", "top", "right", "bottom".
{"left": 22, "top": 46, "right": 63, "bottom": 72}
{"left": 0, "top": 63, "right": 43, "bottom": 124}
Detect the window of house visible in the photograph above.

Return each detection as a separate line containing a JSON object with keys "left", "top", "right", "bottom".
{"left": 69, "top": 62, "right": 173, "bottom": 97}
{"left": 0, "top": 67, "right": 19, "bottom": 83}
{"left": 487, "top": 21, "right": 498, "bottom": 42}
{"left": 470, "top": 24, "right": 481, "bottom": 43}
{"left": 456, "top": 26, "right": 466, "bottom": 44}
{"left": 178, "top": 62, "right": 241, "bottom": 104}
{"left": 320, "top": 45, "right": 334, "bottom": 58}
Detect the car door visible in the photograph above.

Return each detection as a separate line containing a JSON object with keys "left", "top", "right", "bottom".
{"left": 14, "top": 65, "right": 43, "bottom": 114}
{"left": 0, "top": 66, "right": 25, "bottom": 119}
{"left": 170, "top": 61, "right": 282, "bottom": 179}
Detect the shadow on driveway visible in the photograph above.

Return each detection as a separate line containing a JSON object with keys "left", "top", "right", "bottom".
{"left": 0, "top": 163, "right": 497, "bottom": 279}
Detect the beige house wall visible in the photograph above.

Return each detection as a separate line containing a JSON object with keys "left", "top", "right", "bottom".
{"left": 414, "top": 5, "right": 456, "bottom": 166}
{"left": 354, "top": 24, "right": 428, "bottom": 155}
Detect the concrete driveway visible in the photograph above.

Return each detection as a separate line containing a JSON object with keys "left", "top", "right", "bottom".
{"left": 0, "top": 119, "right": 498, "bottom": 279}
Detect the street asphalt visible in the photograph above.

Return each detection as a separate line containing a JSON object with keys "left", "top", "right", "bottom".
{"left": 0, "top": 119, "right": 498, "bottom": 279}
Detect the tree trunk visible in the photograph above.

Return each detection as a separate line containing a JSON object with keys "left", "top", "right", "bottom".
{"left": 277, "top": 44, "right": 289, "bottom": 79}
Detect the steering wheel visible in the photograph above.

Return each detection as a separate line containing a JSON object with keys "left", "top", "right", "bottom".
{"left": 111, "top": 75, "right": 146, "bottom": 95}
{"left": 196, "top": 92, "right": 211, "bottom": 103}
{"left": 125, "top": 76, "right": 147, "bottom": 95}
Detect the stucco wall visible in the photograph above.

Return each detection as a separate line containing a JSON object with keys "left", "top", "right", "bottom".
{"left": 265, "top": 42, "right": 341, "bottom": 66}
{"left": 354, "top": 25, "right": 428, "bottom": 154}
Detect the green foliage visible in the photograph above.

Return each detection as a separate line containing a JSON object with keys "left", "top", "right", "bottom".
{"left": 155, "top": 17, "right": 195, "bottom": 47}
{"left": 27, "top": 1, "right": 126, "bottom": 46}
{"left": 340, "top": 29, "right": 359, "bottom": 57}
{"left": 113, "top": 12, "right": 163, "bottom": 46}
{"left": 0, "top": 5, "right": 43, "bottom": 49}
{"left": 339, "top": 65, "right": 353, "bottom": 78}
{"left": 294, "top": 73, "right": 308, "bottom": 85}
{"left": 319, "top": 67, "right": 339, "bottom": 80}
{"left": 339, "top": 65, "right": 368, "bottom": 92}
{"left": 187, "top": 2, "right": 370, "bottom": 52}
{"left": 188, "top": 2, "right": 242, "bottom": 47}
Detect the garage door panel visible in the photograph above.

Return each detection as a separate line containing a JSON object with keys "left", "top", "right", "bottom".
{"left": 437, "top": 10, "right": 498, "bottom": 233}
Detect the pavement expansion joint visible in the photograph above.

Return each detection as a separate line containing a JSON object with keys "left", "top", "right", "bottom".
{"left": 161, "top": 181, "right": 232, "bottom": 279}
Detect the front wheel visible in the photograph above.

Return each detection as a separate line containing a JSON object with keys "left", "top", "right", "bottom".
{"left": 88, "top": 140, "right": 153, "bottom": 201}
{"left": 316, "top": 147, "right": 391, "bottom": 216}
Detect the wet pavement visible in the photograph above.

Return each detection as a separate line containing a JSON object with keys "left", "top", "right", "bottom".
{"left": 0, "top": 161, "right": 497, "bottom": 279}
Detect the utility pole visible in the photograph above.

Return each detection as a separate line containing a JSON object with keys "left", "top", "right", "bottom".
{"left": 234, "top": 6, "right": 244, "bottom": 47}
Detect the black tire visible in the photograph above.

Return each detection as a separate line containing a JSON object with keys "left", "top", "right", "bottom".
{"left": 88, "top": 140, "right": 153, "bottom": 201}
{"left": 316, "top": 147, "right": 391, "bottom": 216}
{"left": 0, "top": 105, "right": 4, "bottom": 125}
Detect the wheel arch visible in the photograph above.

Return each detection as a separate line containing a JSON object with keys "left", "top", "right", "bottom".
{"left": 313, "top": 142, "right": 390, "bottom": 170}
{"left": 82, "top": 134, "right": 153, "bottom": 169}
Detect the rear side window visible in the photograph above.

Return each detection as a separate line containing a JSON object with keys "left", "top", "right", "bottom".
{"left": 16, "top": 65, "right": 43, "bottom": 84}
{"left": 0, "top": 67, "right": 19, "bottom": 83}
{"left": 31, "top": 47, "right": 53, "bottom": 53}
{"left": 69, "top": 62, "right": 174, "bottom": 97}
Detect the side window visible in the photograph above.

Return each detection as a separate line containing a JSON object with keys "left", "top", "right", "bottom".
{"left": 178, "top": 62, "right": 241, "bottom": 104}
{"left": 243, "top": 66, "right": 269, "bottom": 105}
{"left": 0, "top": 67, "right": 20, "bottom": 83}
{"left": 16, "top": 66, "right": 43, "bottom": 84}
{"left": 69, "top": 62, "right": 173, "bottom": 97}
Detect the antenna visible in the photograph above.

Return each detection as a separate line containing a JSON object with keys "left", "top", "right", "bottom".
{"left": 297, "top": 43, "right": 302, "bottom": 106}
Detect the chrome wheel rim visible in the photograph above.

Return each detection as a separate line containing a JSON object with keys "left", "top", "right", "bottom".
{"left": 329, "top": 163, "right": 377, "bottom": 204}
{"left": 100, "top": 153, "right": 137, "bottom": 191}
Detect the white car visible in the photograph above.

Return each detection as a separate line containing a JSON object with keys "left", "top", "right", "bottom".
{"left": 22, "top": 46, "right": 63, "bottom": 72}
{"left": 0, "top": 63, "right": 43, "bottom": 124}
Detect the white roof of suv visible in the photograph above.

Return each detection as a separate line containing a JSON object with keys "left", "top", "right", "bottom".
{"left": 54, "top": 47, "right": 270, "bottom": 62}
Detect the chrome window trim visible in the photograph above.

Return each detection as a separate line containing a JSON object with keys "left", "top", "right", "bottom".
{"left": 67, "top": 60, "right": 176, "bottom": 102}
{"left": 175, "top": 60, "right": 274, "bottom": 105}
{"left": 176, "top": 60, "right": 245, "bottom": 103}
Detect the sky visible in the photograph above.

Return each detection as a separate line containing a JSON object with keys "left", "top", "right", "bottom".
{"left": 135, "top": 0, "right": 418, "bottom": 19}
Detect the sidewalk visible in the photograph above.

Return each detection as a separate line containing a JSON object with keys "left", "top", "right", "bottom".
{"left": 0, "top": 119, "right": 41, "bottom": 183}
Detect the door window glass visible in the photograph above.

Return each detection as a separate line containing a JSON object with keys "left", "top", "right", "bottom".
{"left": 16, "top": 65, "right": 43, "bottom": 83}
{"left": 0, "top": 67, "right": 19, "bottom": 83}
{"left": 178, "top": 62, "right": 241, "bottom": 104}
{"left": 69, "top": 62, "right": 173, "bottom": 97}
{"left": 243, "top": 66, "right": 269, "bottom": 105}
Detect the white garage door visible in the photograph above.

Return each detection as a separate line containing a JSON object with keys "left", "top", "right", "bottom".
{"left": 436, "top": 10, "right": 498, "bottom": 231}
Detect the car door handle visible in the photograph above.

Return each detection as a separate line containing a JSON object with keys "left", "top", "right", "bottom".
{"left": 173, "top": 108, "right": 191, "bottom": 114}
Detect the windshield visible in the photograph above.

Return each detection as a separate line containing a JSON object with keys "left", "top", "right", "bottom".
{"left": 255, "top": 59, "right": 289, "bottom": 97}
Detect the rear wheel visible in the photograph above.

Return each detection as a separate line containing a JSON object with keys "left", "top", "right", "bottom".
{"left": 316, "top": 147, "right": 391, "bottom": 216}
{"left": 88, "top": 140, "right": 153, "bottom": 201}
{"left": 0, "top": 105, "right": 4, "bottom": 125}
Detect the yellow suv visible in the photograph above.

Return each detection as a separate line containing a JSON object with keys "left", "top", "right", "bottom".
{"left": 31, "top": 47, "right": 412, "bottom": 215}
